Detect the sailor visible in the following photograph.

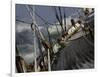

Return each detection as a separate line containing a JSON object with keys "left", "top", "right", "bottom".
{"left": 64, "top": 19, "right": 85, "bottom": 41}
{"left": 53, "top": 19, "right": 85, "bottom": 54}
{"left": 58, "top": 19, "right": 76, "bottom": 40}
{"left": 56, "top": 19, "right": 84, "bottom": 47}
{"left": 67, "top": 19, "right": 76, "bottom": 35}
{"left": 75, "top": 20, "right": 84, "bottom": 31}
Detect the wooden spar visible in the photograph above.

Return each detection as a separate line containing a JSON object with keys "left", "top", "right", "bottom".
{"left": 46, "top": 26, "right": 54, "bottom": 56}
{"left": 58, "top": 7, "right": 65, "bottom": 33}
{"left": 53, "top": 7, "right": 64, "bottom": 33}
{"left": 33, "top": 25, "right": 38, "bottom": 72}
{"left": 35, "top": 25, "right": 52, "bottom": 71}
{"left": 46, "top": 27, "right": 52, "bottom": 46}
{"left": 34, "top": 26, "right": 52, "bottom": 71}
{"left": 47, "top": 49, "right": 51, "bottom": 71}
{"left": 58, "top": 7, "right": 63, "bottom": 27}
{"left": 35, "top": 29, "right": 47, "bottom": 70}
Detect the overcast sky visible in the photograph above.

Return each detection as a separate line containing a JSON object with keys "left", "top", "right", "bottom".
{"left": 16, "top": 4, "right": 82, "bottom": 26}
{"left": 16, "top": 4, "right": 83, "bottom": 64}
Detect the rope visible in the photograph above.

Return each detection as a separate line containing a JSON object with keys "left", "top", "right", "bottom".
{"left": 29, "top": 6, "right": 56, "bottom": 25}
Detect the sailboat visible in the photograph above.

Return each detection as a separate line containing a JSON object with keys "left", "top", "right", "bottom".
{"left": 16, "top": 5, "right": 94, "bottom": 72}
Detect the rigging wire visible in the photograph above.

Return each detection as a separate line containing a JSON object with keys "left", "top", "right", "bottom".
{"left": 17, "top": 5, "right": 62, "bottom": 30}
{"left": 52, "top": 7, "right": 64, "bottom": 33}
{"left": 58, "top": 7, "right": 63, "bottom": 27}
{"left": 28, "top": 6, "right": 55, "bottom": 25}
{"left": 63, "top": 8, "right": 67, "bottom": 31}
{"left": 26, "top": 5, "right": 52, "bottom": 71}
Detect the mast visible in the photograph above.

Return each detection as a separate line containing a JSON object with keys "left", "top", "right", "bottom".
{"left": 26, "top": 5, "right": 52, "bottom": 71}
{"left": 32, "top": 6, "right": 38, "bottom": 72}
{"left": 26, "top": 5, "right": 38, "bottom": 72}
